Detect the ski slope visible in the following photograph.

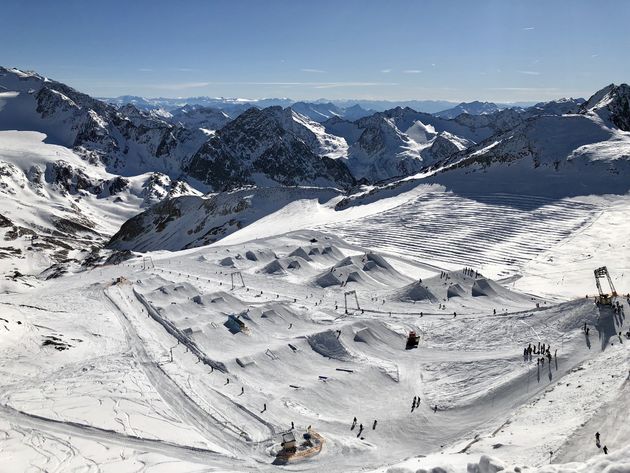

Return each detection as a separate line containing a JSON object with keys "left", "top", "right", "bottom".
{"left": 0, "top": 230, "right": 628, "bottom": 472}
{"left": 319, "top": 191, "right": 602, "bottom": 279}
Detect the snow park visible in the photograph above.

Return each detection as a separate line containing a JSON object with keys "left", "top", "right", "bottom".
{"left": 1, "top": 1, "right": 630, "bottom": 472}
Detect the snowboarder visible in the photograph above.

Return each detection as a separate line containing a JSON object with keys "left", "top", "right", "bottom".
{"left": 603, "top": 445, "right": 608, "bottom": 454}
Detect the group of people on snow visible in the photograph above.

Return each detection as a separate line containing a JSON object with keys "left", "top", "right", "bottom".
{"left": 523, "top": 341, "right": 555, "bottom": 365}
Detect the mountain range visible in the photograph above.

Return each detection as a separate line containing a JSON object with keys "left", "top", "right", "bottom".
{"left": 1, "top": 65, "right": 629, "bottom": 277}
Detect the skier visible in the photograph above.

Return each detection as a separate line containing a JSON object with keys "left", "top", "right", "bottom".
{"left": 372, "top": 420, "right": 377, "bottom": 430}
{"left": 240, "top": 386, "right": 244, "bottom": 395}
{"left": 433, "top": 404, "right": 438, "bottom": 413}
{"left": 595, "top": 432, "right": 600, "bottom": 443}
{"left": 603, "top": 445, "right": 608, "bottom": 454}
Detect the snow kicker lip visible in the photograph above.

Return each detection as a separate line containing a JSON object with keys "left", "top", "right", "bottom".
{"left": 307, "top": 330, "right": 352, "bottom": 361}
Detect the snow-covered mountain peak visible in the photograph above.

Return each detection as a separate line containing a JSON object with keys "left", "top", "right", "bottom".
{"left": 580, "top": 83, "right": 630, "bottom": 131}
{"left": 435, "top": 100, "right": 503, "bottom": 119}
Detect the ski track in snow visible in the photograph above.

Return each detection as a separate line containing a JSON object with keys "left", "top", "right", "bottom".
{"left": 320, "top": 192, "right": 601, "bottom": 278}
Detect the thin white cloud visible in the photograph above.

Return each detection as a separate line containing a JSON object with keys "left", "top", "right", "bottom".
{"left": 300, "top": 68, "right": 326, "bottom": 73}
{"left": 487, "top": 87, "right": 559, "bottom": 91}
{"left": 138, "top": 68, "right": 154, "bottom": 72}
{"left": 173, "top": 67, "right": 198, "bottom": 72}
{"left": 313, "top": 81, "right": 398, "bottom": 89}
{"left": 150, "top": 81, "right": 398, "bottom": 90}
{"left": 523, "top": 26, "right": 535, "bottom": 30}
{"left": 517, "top": 70, "right": 541, "bottom": 75}
{"left": 154, "top": 82, "right": 210, "bottom": 90}
{"left": 403, "top": 69, "right": 422, "bottom": 74}
{"left": 381, "top": 69, "right": 392, "bottom": 73}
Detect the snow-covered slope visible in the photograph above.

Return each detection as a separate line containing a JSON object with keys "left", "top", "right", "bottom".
{"left": 167, "top": 104, "right": 233, "bottom": 132}
{"left": 0, "top": 67, "right": 208, "bottom": 177}
{"left": 580, "top": 83, "right": 630, "bottom": 131}
{"left": 434, "top": 101, "right": 505, "bottom": 119}
{"left": 1, "top": 229, "right": 628, "bottom": 472}
{"left": 107, "top": 187, "right": 340, "bottom": 251}
{"left": 185, "top": 106, "right": 354, "bottom": 190}
{"left": 429, "top": 84, "right": 630, "bottom": 196}
{"left": 0, "top": 130, "right": 200, "bottom": 281}
{"left": 323, "top": 108, "right": 476, "bottom": 181}
{"left": 290, "top": 102, "right": 373, "bottom": 122}
{"left": 528, "top": 97, "right": 586, "bottom": 116}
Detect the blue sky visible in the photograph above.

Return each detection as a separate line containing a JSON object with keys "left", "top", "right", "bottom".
{"left": 1, "top": 0, "right": 629, "bottom": 102}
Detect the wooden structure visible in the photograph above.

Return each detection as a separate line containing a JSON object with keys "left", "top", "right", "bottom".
{"left": 274, "top": 429, "right": 324, "bottom": 465}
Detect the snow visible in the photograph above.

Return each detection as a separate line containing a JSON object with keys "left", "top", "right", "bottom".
{"left": 1, "top": 70, "right": 630, "bottom": 472}
{"left": 1, "top": 224, "right": 628, "bottom": 471}
{"left": 0, "top": 130, "right": 198, "bottom": 278}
